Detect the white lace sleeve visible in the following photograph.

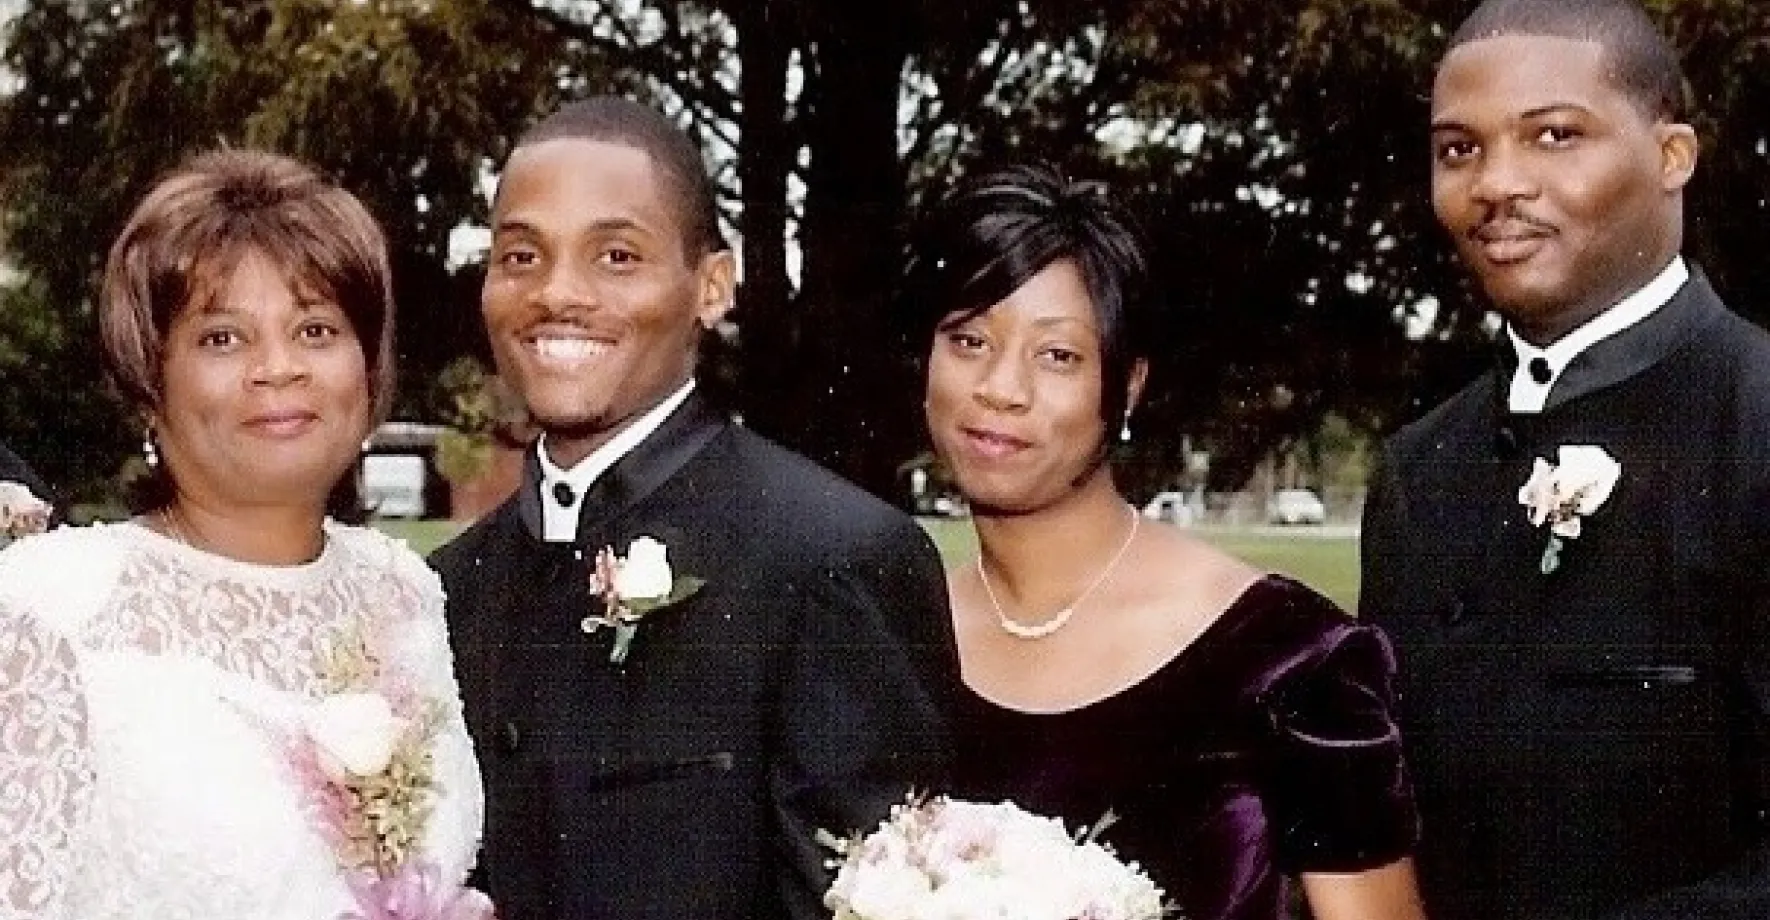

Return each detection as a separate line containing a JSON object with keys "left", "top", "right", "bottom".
{"left": 348, "top": 528, "right": 485, "bottom": 882}
{"left": 0, "top": 602, "right": 92, "bottom": 920}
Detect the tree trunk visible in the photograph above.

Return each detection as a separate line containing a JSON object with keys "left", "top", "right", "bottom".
{"left": 728, "top": 0, "right": 799, "bottom": 433}
{"left": 794, "top": 9, "right": 916, "bottom": 500}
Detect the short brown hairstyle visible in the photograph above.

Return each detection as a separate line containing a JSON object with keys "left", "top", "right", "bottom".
{"left": 100, "top": 148, "right": 398, "bottom": 424}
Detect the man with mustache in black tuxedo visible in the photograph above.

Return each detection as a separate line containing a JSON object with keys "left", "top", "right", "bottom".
{"left": 1360, "top": 1, "right": 1770, "bottom": 918}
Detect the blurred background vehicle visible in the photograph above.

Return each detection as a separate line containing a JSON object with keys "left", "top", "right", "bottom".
{"left": 1266, "top": 488, "right": 1327, "bottom": 526}
{"left": 1142, "top": 490, "right": 1199, "bottom": 526}
{"left": 362, "top": 453, "right": 428, "bottom": 519}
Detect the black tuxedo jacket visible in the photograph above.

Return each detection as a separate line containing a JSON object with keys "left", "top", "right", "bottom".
{"left": 1361, "top": 272, "right": 1770, "bottom": 920}
{"left": 431, "top": 394, "right": 959, "bottom": 920}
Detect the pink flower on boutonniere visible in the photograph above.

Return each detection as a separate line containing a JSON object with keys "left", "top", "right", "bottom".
{"left": 581, "top": 536, "right": 706, "bottom": 664}
{"left": 0, "top": 480, "right": 51, "bottom": 543}
{"left": 1517, "top": 445, "right": 1621, "bottom": 575}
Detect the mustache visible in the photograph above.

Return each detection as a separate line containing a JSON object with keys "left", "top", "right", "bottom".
{"left": 1469, "top": 209, "right": 1556, "bottom": 241}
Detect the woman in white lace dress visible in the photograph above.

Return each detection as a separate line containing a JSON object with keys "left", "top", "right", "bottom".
{"left": 0, "top": 150, "right": 485, "bottom": 920}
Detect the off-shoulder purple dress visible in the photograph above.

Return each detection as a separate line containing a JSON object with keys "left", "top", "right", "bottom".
{"left": 952, "top": 576, "right": 1418, "bottom": 920}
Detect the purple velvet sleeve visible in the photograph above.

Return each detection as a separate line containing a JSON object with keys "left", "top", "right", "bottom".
{"left": 1263, "top": 625, "right": 1420, "bottom": 873}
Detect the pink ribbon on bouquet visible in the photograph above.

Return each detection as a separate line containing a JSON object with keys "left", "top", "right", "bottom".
{"left": 339, "top": 861, "right": 496, "bottom": 920}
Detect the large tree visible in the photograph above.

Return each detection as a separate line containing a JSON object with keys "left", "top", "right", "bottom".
{"left": 4, "top": 0, "right": 1765, "bottom": 503}
{"left": 0, "top": 0, "right": 566, "bottom": 499}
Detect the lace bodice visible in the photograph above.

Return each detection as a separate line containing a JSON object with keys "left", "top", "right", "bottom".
{"left": 0, "top": 522, "right": 483, "bottom": 920}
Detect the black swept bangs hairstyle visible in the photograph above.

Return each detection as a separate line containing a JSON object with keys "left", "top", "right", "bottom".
{"left": 1447, "top": 0, "right": 1690, "bottom": 122}
{"left": 901, "top": 162, "right": 1150, "bottom": 431}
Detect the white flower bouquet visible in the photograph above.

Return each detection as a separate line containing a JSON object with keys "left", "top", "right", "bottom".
{"left": 0, "top": 480, "right": 51, "bottom": 544}
{"left": 824, "top": 796, "right": 1167, "bottom": 920}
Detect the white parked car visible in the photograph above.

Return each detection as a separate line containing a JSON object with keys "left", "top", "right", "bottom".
{"left": 1266, "top": 488, "right": 1327, "bottom": 525}
{"left": 362, "top": 453, "right": 428, "bottom": 518}
{"left": 1142, "top": 491, "right": 1197, "bottom": 525}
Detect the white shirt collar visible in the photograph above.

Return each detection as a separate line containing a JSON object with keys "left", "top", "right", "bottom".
{"left": 536, "top": 378, "right": 696, "bottom": 542}
{"left": 1506, "top": 256, "right": 1688, "bottom": 413}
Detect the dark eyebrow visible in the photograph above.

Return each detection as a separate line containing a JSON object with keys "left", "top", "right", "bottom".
{"left": 196, "top": 299, "right": 333, "bottom": 318}
{"left": 1520, "top": 103, "right": 1592, "bottom": 120}
{"left": 491, "top": 217, "right": 538, "bottom": 235}
{"left": 1430, "top": 102, "right": 1592, "bottom": 136}
{"left": 491, "top": 216, "right": 655, "bottom": 236}
{"left": 1030, "top": 316, "right": 1096, "bottom": 331}
{"left": 587, "top": 217, "right": 652, "bottom": 235}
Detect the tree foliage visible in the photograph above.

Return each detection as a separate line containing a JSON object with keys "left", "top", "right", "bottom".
{"left": 0, "top": 0, "right": 565, "bottom": 499}
{"left": 2, "top": 0, "right": 1766, "bottom": 503}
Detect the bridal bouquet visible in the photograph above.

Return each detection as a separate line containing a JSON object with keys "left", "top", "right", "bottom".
{"left": 0, "top": 480, "right": 51, "bottom": 545}
{"left": 823, "top": 796, "right": 1166, "bottom": 920}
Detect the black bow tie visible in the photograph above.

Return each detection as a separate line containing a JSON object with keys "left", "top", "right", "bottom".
{"left": 551, "top": 481, "right": 577, "bottom": 507}
{"left": 1527, "top": 357, "right": 1552, "bottom": 385}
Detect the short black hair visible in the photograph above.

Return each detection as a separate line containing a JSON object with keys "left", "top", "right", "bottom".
{"left": 509, "top": 96, "right": 726, "bottom": 258}
{"left": 902, "top": 162, "right": 1150, "bottom": 431}
{"left": 1447, "top": 0, "right": 1690, "bottom": 120}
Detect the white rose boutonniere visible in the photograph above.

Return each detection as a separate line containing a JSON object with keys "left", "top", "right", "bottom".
{"left": 0, "top": 480, "right": 52, "bottom": 544}
{"left": 612, "top": 536, "right": 675, "bottom": 600}
{"left": 582, "top": 536, "right": 706, "bottom": 664}
{"left": 1517, "top": 445, "right": 1621, "bottom": 575}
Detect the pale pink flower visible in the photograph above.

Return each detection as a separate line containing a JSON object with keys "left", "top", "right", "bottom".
{"left": 341, "top": 861, "right": 496, "bottom": 920}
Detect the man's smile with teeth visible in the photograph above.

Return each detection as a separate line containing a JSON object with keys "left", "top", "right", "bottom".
{"left": 532, "top": 337, "right": 611, "bottom": 361}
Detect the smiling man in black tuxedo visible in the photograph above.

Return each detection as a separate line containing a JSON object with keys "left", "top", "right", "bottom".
{"left": 431, "top": 97, "right": 958, "bottom": 920}
{"left": 1360, "top": 1, "right": 1770, "bottom": 918}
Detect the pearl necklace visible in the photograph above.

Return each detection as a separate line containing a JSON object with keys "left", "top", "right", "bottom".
{"left": 978, "top": 506, "right": 1140, "bottom": 640}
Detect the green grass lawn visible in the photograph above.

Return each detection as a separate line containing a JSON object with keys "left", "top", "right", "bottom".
{"left": 374, "top": 518, "right": 465, "bottom": 556}
{"left": 381, "top": 516, "right": 1360, "bottom": 611}
{"left": 1191, "top": 528, "right": 1360, "bottom": 611}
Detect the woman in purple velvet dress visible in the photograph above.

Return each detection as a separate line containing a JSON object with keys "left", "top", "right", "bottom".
{"left": 902, "top": 163, "right": 1427, "bottom": 920}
